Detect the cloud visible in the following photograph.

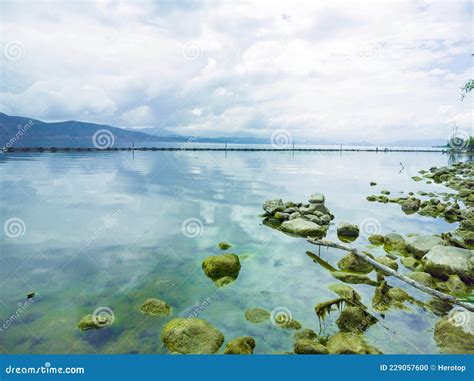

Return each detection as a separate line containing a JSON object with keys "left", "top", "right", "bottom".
{"left": 0, "top": 0, "right": 471, "bottom": 143}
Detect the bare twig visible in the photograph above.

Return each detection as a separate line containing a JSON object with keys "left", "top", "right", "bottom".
{"left": 307, "top": 238, "right": 474, "bottom": 312}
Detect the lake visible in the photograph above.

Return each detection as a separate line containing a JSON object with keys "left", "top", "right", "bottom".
{"left": 0, "top": 150, "right": 467, "bottom": 354}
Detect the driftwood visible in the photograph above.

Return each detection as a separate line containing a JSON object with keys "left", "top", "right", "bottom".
{"left": 307, "top": 238, "right": 474, "bottom": 312}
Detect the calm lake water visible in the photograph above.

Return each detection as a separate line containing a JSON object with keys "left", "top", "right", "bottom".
{"left": 0, "top": 150, "right": 467, "bottom": 354}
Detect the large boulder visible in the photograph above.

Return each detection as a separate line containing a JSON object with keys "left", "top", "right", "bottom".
{"left": 423, "top": 245, "right": 474, "bottom": 282}
{"left": 224, "top": 336, "right": 256, "bottom": 354}
{"left": 161, "top": 318, "right": 224, "bottom": 354}
{"left": 326, "top": 332, "right": 381, "bottom": 354}
{"left": 202, "top": 254, "right": 241, "bottom": 287}
{"left": 406, "top": 235, "right": 445, "bottom": 259}
{"left": 280, "top": 218, "right": 327, "bottom": 237}
{"left": 434, "top": 311, "right": 474, "bottom": 354}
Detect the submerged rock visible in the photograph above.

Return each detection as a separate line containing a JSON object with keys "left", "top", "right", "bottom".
{"left": 224, "top": 336, "right": 256, "bottom": 354}
{"left": 401, "top": 257, "right": 422, "bottom": 271}
{"left": 78, "top": 314, "right": 112, "bottom": 331}
{"left": 407, "top": 271, "right": 438, "bottom": 288}
{"left": 434, "top": 311, "right": 474, "bottom": 354}
{"left": 368, "top": 234, "right": 384, "bottom": 245}
{"left": 401, "top": 198, "right": 421, "bottom": 214}
{"left": 202, "top": 253, "right": 241, "bottom": 287}
{"left": 332, "top": 271, "right": 377, "bottom": 286}
{"left": 326, "top": 332, "right": 381, "bottom": 354}
{"left": 406, "top": 235, "right": 445, "bottom": 259}
{"left": 337, "top": 253, "right": 373, "bottom": 274}
{"left": 383, "top": 233, "right": 406, "bottom": 252}
{"left": 294, "top": 339, "right": 328, "bottom": 354}
{"left": 423, "top": 245, "right": 473, "bottom": 282}
{"left": 161, "top": 318, "right": 224, "bottom": 354}
{"left": 372, "top": 281, "right": 412, "bottom": 311}
{"left": 280, "top": 218, "right": 327, "bottom": 237}
{"left": 217, "top": 242, "right": 232, "bottom": 250}
{"left": 374, "top": 256, "right": 398, "bottom": 275}
{"left": 336, "top": 306, "right": 376, "bottom": 333}
{"left": 245, "top": 308, "right": 270, "bottom": 323}
{"left": 328, "top": 283, "right": 361, "bottom": 301}
{"left": 140, "top": 298, "right": 171, "bottom": 317}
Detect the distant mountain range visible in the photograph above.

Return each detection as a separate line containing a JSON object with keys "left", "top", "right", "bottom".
{"left": 0, "top": 113, "right": 447, "bottom": 148}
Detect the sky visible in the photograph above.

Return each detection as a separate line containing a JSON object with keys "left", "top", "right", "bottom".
{"left": 0, "top": 0, "right": 472, "bottom": 143}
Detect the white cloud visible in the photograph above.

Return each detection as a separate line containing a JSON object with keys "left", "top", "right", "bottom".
{"left": 0, "top": 0, "right": 471, "bottom": 143}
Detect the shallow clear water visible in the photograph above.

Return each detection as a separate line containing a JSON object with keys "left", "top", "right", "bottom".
{"left": 0, "top": 150, "right": 466, "bottom": 354}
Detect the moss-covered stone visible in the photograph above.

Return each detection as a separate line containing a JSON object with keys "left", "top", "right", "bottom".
{"left": 408, "top": 271, "right": 438, "bottom": 288}
{"left": 336, "top": 306, "right": 377, "bottom": 333}
{"left": 383, "top": 233, "right": 406, "bottom": 252}
{"left": 444, "top": 275, "right": 468, "bottom": 295}
{"left": 374, "top": 256, "right": 398, "bottom": 275}
{"left": 78, "top": 314, "right": 112, "bottom": 331}
{"left": 217, "top": 242, "right": 232, "bottom": 250}
{"left": 372, "top": 281, "right": 412, "bottom": 311}
{"left": 406, "top": 235, "right": 445, "bottom": 259}
{"left": 224, "top": 336, "right": 256, "bottom": 354}
{"left": 332, "top": 271, "right": 377, "bottom": 286}
{"left": 328, "top": 283, "right": 361, "bottom": 301}
{"left": 326, "top": 332, "right": 381, "bottom": 354}
{"left": 434, "top": 313, "right": 474, "bottom": 354}
{"left": 401, "top": 256, "right": 422, "bottom": 271}
{"left": 161, "top": 318, "right": 224, "bottom": 354}
{"left": 202, "top": 253, "right": 241, "bottom": 287}
{"left": 337, "top": 253, "right": 373, "bottom": 274}
{"left": 368, "top": 234, "right": 384, "bottom": 245}
{"left": 337, "top": 222, "right": 360, "bottom": 242}
{"left": 245, "top": 308, "right": 270, "bottom": 323}
{"left": 294, "top": 339, "right": 328, "bottom": 354}
{"left": 293, "top": 329, "right": 318, "bottom": 341}
{"left": 139, "top": 298, "right": 171, "bottom": 317}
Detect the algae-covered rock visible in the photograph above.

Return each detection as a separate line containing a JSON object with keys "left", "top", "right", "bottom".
{"left": 78, "top": 314, "right": 112, "bottom": 331}
{"left": 294, "top": 339, "right": 328, "bottom": 354}
{"left": 224, "top": 336, "right": 256, "bottom": 354}
{"left": 336, "top": 306, "right": 376, "bottom": 333}
{"left": 401, "top": 257, "right": 422, "bottom": 271}
{"left": 368, "top": 234, "right": 384, "bottom": 245}
{"left": 328, "top": 283, "right": 361, "bottom": 301}
{"left": 263, "top": 199, "right": 285, "bottom": 215}
{"left": 406, "top": 235, "right": 445, "bottom": 259}
{"left": 444, "top": 275, "right": 468, "bottom": 295}
{"left": 423, "top": 245, "right": 473, "bottom": 282}
{"left": 370, "top": 182, "right": 377, "bottom": 186}
{"left": 217, "top": 242, "right": 232, "bottom": 250}
{"left": 332, "top": 271, "right": 377, "bottom": 286}
{"left": 374, "top": 256, "right": 398, "bottom": 275}
{"left": 337, "top": 253, "right": 373, "bottom": 274}
{"left": 202, "top": 253, "right": 241, "bottom": 287}
{"left": 383, "top": 233, "right": 406, "bottom": 252}
{"left": 280, "top": 218, "right": 327, "bottom": 237}
{"left": 326, "top": 332, "right": 381, "bottom": 354}
{"left": 434, "top": 311, "right": 474, "bottom": 354}
{"left": 401, "top": 198, "right": 421, "bottom": 214}
{"left": 337, "top": 222, "right": 360, "bottom": 241}
{"left": 408, "top": 271, "right": 438, "bottom": 288}
{"left": 161, "top": 318, "right": 224, "bottom": 354}
{"left": 293, "top": 329, "right": 318, "bottom": 341}
{"left": 245, "top": 308, "right": 270, "bottom": 323}
{"left": 140, "top": 298, "right": 171, "bottom": 317}
{"left": 372, "top": 281, "right": 412, "bottom": 311}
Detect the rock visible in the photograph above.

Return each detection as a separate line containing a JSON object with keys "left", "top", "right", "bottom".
{"left": 434, "top": 312, "right": 474, "bottom": 353}
{"left": 444, "top": 275, "right": 468, "bottom": 295}
{"left": 408, "top": 271, "right": 438, "bottom": 288}
{"left": 309, "top": 193, "right": 325, "bottom": 203}
{"left": 304, "top": 214, "right": 323, "bottom": 224}
{"left": 381, "top": 190, "right": 390, "bottom": 195}
{"left": 280, "top": 218, "right": 327, "bottom": 237}
{"left": 274, "top": 212, "right": 290, "bottom": 220}
{"left": 328, "top": 283, "right": 361, "bottom": 301}
{"left": 161, "top": 318, "right": 224, "bottom": 354}
{"left": 202, "top": 254, "right": 241, "bottom": 287}
{"left": 423, "top": 245, "right": 473, "bottom": 282}
{"left": 217, "top": 242, "right": 232, "bottom": 250}
{"left": 383, "top": 233, "right": 406, "bottom": 252}
{"left": 224, "top": 336, "right": 256, "bottom": 354}
{"left": 275, "top": 318, "right": 302, "bottom": 330}
{"left": 245, "top": 308, "right": 270, "bottom": 323}
{"left": 401, "top": 198, "right": 421, "bottom": 214}
{"left": 294, "top": 339, "right": 328, "bottom": 354}
{"left": 372, "top": 281, "right": 412, "bottom": 311}
{"left": 326, "top": 332, "right": 381, "bottom": 354}
{"left": 293, "top": 329, "right": 318, "bottom": 341}
{"left": 289, "top": 212, "right": 302, "bottom": 220}
{"left": 406, "top": 235, "right": 445, "bottom": 259}
{"left": 332, "top": 271, "right": 377, "bottom": 286}
{"left": 370, "top": 182, "right": 377, "bottom": 186}
{"left": 401, "top": 257, "right": 422, "bottom": 271}
{"left": 140, "top": 298, "right": 171, "bottom": 317}
{"left": 337, "top": 222, "right": 360, "bottom": 240}
{"left": 78, "top": 314, "right": 112, "bottom": 331}
{"left": 368, "top": 234, "right": 384, "bottom": 245}
{"left": 375, "top": 256, "right": 398, "bottom": 275}
{"left": 263, "top": 199, "right": 285, "bottom": 215}
{"left": 337, "top": 253, "right": 373, "bottom": 274}
{"left": 336, "top": 306, "right": 376, "bottom": 332}
{"left": 412, "top": 176, "right": 423, "bottom": 181}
